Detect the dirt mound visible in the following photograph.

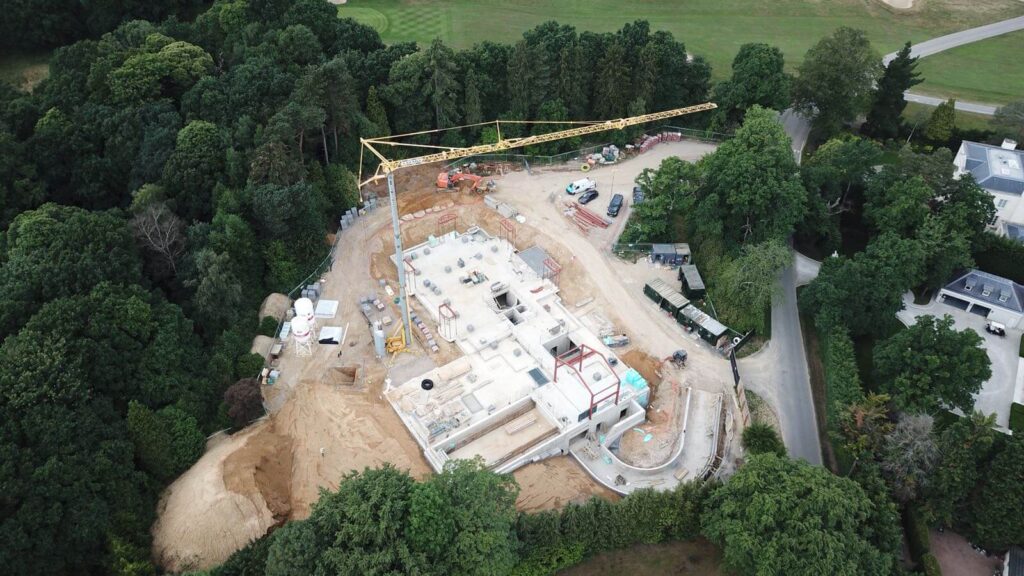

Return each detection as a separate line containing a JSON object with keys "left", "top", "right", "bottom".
{"left": 258, "top": 293, "right": 291, "bottom": 321}
{"left": 250, "top": 335, "right": 274, "bottom": 358}
{"left": 223, "top": 430, "right": 293, "bottom": 521}
{"left": 151, "top": 426, "right": 280, "bottom": 573}
{"left": 152, "top": 379, "right": 430, "bottom": 571}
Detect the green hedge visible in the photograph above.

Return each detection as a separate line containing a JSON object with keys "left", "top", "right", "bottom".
{"left": 1010, "top": 403, "right": 1024, "bottom": 435}
{"left": 921, "top": 552, "right": 942, "bottom": 576}
{"left": 513, "top": 481, "right": 715, "bottom": 575}
{"left": 258, "top": 316, "right": 279, "bottom": 337}
{"left": 904, "top": 505, "right": 931, "bottom": 564}
{"left": 974, "top": 232, "right": 1024, "bottom": 285}
{"left": 820, "top": 328, "right": 866, "bottom": 429}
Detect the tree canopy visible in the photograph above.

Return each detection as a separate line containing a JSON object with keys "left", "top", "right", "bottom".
{"left": 873, "top": 314, "right": 991, "bottom": 414}
{"left": 793, "top": 27, "right": 882, "bottom": 134}
{"left": 702, "top": 454, "right": 897, "bottom": 576}
{"left": 863, "top": 42, "right": 922, "bottom": 140}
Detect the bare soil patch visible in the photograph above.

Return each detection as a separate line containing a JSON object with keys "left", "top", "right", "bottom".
{"left": 513, "top": 456, "right": 619, "bottom": 512}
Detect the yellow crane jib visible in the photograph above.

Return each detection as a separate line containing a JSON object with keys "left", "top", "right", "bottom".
{"left": 360, "top": 102, "right": 717, "bottom": 181}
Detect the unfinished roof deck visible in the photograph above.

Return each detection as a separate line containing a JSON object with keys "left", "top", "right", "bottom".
{"left": 387, "top": 228, "right": 646, "bottom": 472}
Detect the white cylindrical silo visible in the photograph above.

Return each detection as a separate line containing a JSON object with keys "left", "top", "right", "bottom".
{"left": 295, "top": 297, "right": 315, "bottom": 322}
{"left": 372, "top": 322, "right": 386, "bottom": 358}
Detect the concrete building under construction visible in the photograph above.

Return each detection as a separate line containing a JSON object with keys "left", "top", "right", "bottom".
{"left": 385, "top": 226, "right": 650, "bottom": 474}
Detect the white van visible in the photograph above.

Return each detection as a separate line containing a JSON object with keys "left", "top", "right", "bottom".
{"left": 565, "top": 178, "right": 597, "bottom": 195}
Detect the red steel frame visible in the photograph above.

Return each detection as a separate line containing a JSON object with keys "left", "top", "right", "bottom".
{"left": 553, "top": 344, "right": 621, "bottom": 419}
{"left": 543, "top": 257, "right": 561, "bottom": 286}
{"left": 437, "top": 212, "right": 458, "bottom": 237}
{"left": 438, "top": 302, "right": 457, "bottom": 339}
{"left": 499, "top": 217, "right": 516, "bottom": 248}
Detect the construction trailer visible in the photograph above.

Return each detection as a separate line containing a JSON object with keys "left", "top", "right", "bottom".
{"left": 676, "top": 305, "right": 728, "bottom": 345}
{"left": 385, "top": 228, "right": 649, "bottom": 474}
{"left": 679, "top": 264, "right": 706, "bottom": 300}
{"left": 651, "top": 243, "right": 690, "bottom": 267}
{"left": 643, "top": 278, "right": 690, "bottom": 316}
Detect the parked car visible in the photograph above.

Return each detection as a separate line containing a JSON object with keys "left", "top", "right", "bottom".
{"left": 985, "top": 321, "right": 1006, "bottom": 336}
{"left": 607, "top": 193, "right": 624, "bottom": 217}
{"left": 632, "top": 185, "right": 645, "bottom": 204}
{"left": 566, "top": 178, "right": 597, "bottom": 195}
{"left": 578, "top": 189, "right": 599, "bottom": 204}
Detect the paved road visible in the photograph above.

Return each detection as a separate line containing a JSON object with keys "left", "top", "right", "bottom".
{"left": 883, "top": 16, "right": 1024, "bottom": 65}
{"left": 780, "top": 109, "right": 812, "bottom": 164}
{"left": 904, "top": 93, "right": 997, "bottom": 115}
{"left": 770, "top": 263, "right": 822, "bottom": 465}
{"left": 884, "top": 15, "right": 1024, "bottom": 115}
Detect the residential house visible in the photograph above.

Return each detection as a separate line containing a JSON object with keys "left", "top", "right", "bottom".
{"left": 953, "top": 139, "right": 1024, "bottom": 242}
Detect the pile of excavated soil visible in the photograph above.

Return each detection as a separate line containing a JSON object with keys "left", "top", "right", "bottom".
{"left": 513, "top": 457, "right": 619, "bottom": 512}
{"left": 152, "top": 379, "right": 430, "bottom": 572}
{"left": 250, "top": 335, "right": 274, "bottom": 358}
{"left": 258, "top": 293, "right": 291, "bottom": 321}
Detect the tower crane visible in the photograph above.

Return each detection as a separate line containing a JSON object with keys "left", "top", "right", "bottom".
{"left": 358, "top": 102, "right": 716, "bottom": 353}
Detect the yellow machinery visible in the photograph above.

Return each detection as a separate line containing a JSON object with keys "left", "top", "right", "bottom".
{"left": 360, "top": 103, "right": 717, "bottom": 354}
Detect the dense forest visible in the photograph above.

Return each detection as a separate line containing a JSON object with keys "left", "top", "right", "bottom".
{"left": 3, "top": 0, "right": 1024, "bottom": 575}
{"left": 0, "top": 1, "right": 717, "bottom": 574}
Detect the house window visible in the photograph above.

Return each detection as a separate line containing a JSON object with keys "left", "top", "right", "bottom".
{"left": 996, "top": 199, "right": 1009, "bottom": 209}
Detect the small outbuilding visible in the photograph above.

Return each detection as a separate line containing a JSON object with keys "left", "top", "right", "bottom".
{"left": 651, "top": 243, "right": 690, "bottom": 266}
{"left": 679, "top": 264, "right": 706, "bottom": 300}
{"left": 676, "top": 305, "right": 728, "bottom": 345}
{"left": 643, "top": 278, "right": 690, "bottom": 316}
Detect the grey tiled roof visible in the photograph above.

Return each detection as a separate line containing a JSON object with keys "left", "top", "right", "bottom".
{"left": 943, "top": 269, "right": 1024, "bottom": 313}
{"left": 961, "top": 141, "right": 1024, "bottom": 196}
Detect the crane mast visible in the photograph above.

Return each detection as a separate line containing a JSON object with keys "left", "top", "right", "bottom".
{"left": 360, "top": 102, "right": 716, "bottom": 352}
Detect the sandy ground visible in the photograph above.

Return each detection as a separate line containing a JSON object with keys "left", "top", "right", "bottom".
{"left": 513, "top": 456, "right": 620, "bottom": 512}
{"left": 153, "top": 141, "right": 741, "bottom": 571}
{"left": 930, "top": 529, "right": 1003, "bottom": 575}
{"left": 151, "top": 377, "right": 431, "bottom": 571}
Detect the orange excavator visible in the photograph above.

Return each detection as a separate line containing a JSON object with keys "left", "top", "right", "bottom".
{"left": 436, "top": 170, "right": 496, "bottom": 192}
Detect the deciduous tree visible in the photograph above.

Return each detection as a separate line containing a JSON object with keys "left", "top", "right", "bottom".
{"left": 873, "top": 314, "right": 991, "bottom": 414}
{"left": 715, "top": 43, "right": 790, "bottom": 122}
{"left": 702, "top": 454, "right": 896, "bottom": 576}
{"left": 698, "top": 105, "right": 807, "bottom": 247}
{"left": 794, "top": 27, "right": 882, "bottom": 135}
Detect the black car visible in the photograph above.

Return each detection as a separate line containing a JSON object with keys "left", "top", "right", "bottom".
{"left": 607, "top": 193, "right": 624, "bottom": 217}
{"left": 632, "top": 186, "right": 645, "bottom": 204}
{"left": 578, "top": 189, "right": 599, "bottom": 205}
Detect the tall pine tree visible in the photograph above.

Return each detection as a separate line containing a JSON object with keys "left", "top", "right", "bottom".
{"left": 863, "top": 42, "right": 922, "bottom": 139}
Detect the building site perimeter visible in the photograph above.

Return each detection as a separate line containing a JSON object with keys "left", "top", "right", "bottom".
{"left": 152, "top": 136, "right": 751, "bottom": 572}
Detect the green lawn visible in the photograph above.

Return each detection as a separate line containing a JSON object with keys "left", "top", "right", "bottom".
{"left": 913, "top": 30, "right": 1024, "bottom": 106}
{"left": 0, "top": 51, "right": 50, "bottom": 92}
{"left": 338, "top": 0, "right": 1024, "bottom": 80}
